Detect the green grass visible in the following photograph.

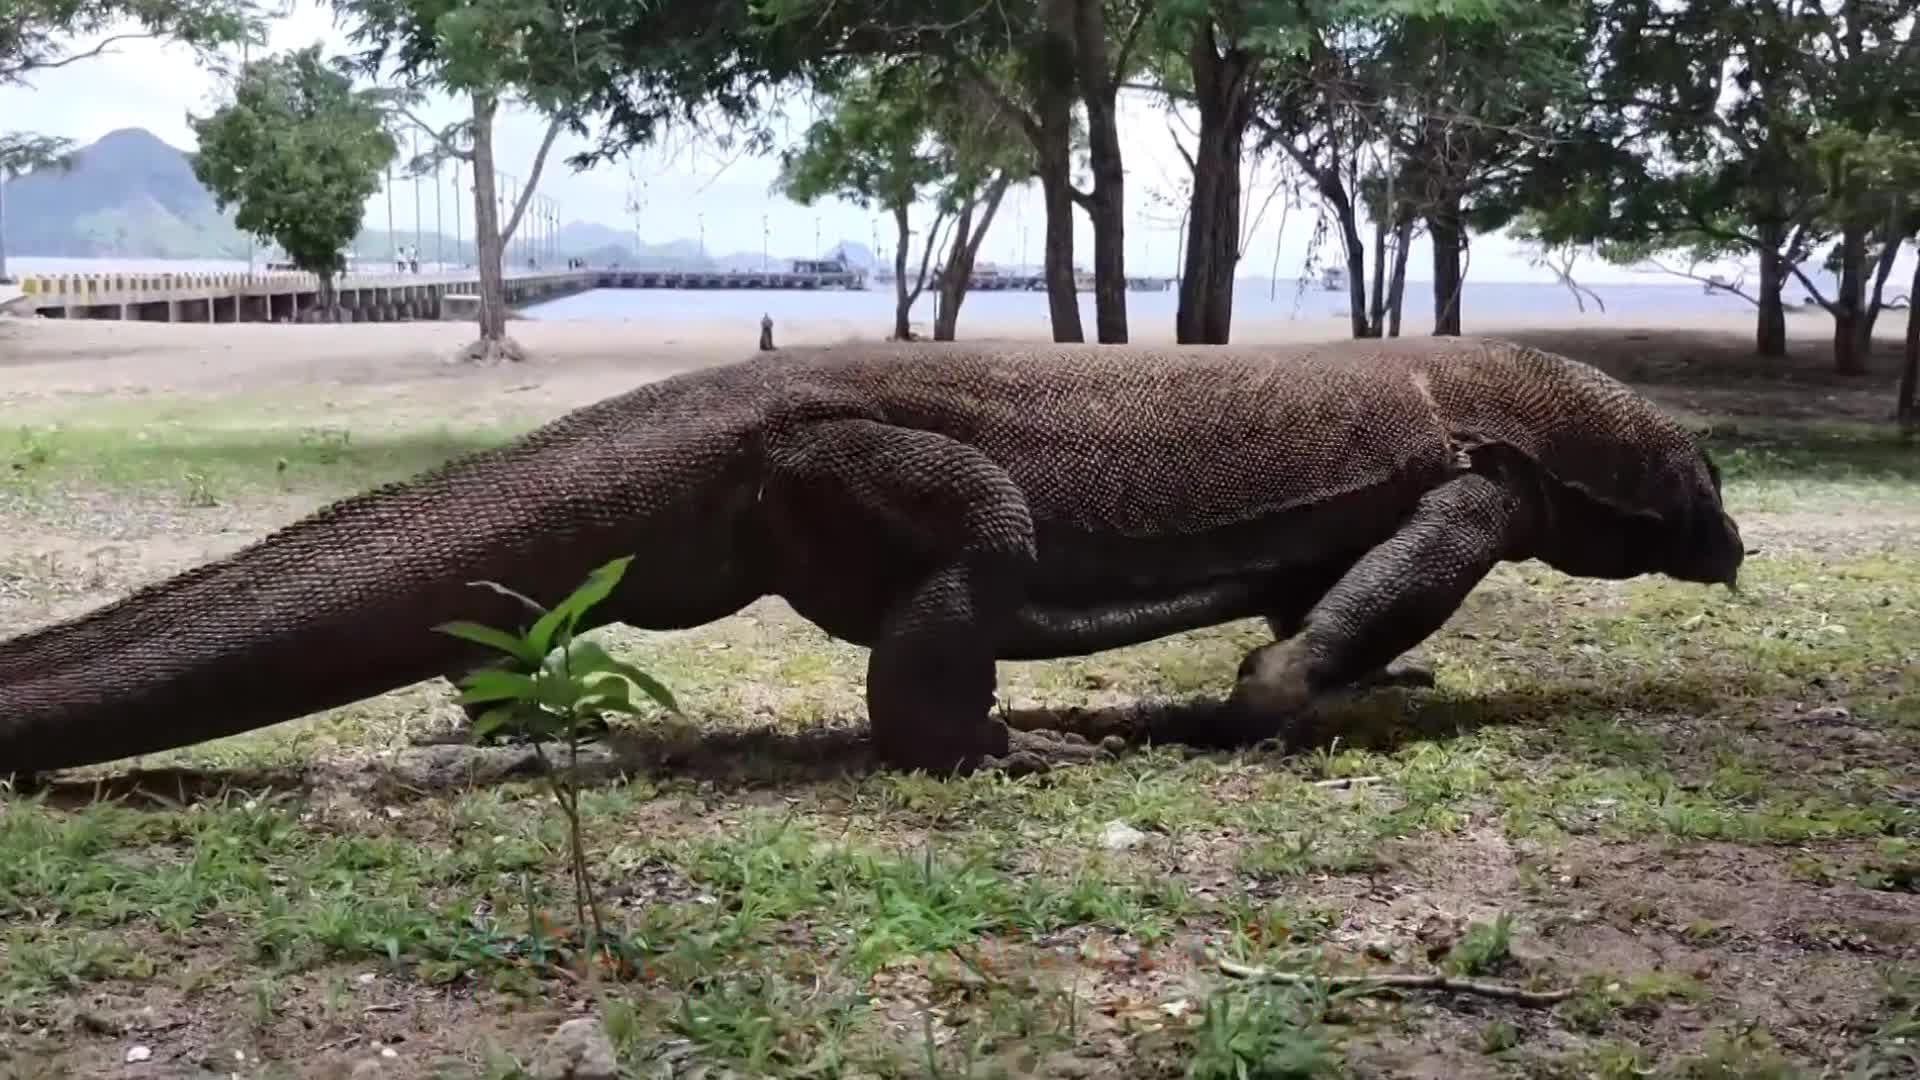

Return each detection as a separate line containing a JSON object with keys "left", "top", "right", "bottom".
{"left": 2, "top": 397, "right": 530, "bottom": 503}
{"left": 1698, "top": 423, "right": 1920, "bottom": 510}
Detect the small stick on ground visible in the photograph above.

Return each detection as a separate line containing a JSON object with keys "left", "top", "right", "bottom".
{"left": 1312, "top": 775, "right": 1384, "bottom": 789}
{"left": 1216, "top": 956, "right": 1576, "bottom": 1007}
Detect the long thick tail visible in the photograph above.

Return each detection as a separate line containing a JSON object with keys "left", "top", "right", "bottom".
{"left": 0, "top": 375, "right": 747, "bottom": 777}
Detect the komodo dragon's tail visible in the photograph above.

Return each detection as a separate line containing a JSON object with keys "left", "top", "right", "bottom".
{"left": 0, "top": 376, "right": 754, "bottom": 778}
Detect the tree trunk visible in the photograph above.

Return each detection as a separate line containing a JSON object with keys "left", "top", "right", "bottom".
{"left": 1832, "top": 222, "right": 1868, "bottom": 376}
{"left": 1082, "top": 183, "right": 1128, "bottom": 343}
{"left": 932, "top": 201, "right": 977, "bottom": 342}
{"left": 1754, "top": 228, "right": 1787, "bottom": 357}
{"left": 1859, "top": 215, "right": 1906, "bottom": 353}
{"left": 1294, "top": 164, "right": 1372, "bottom": 339}
{"left": 1023, "top": 0, "right": 1084, "bottom": 344}
{"left": 891, "top": 203, "right": 913, "bottom": 340}
{"left": 1338, "top": 198, "right": 1369, "bottom": 339}
{"left": 469, "top": 93, "right": 510, "bottom": 349}
{"left": 1430, "top": 193, "right": 1464, "bottom": 336}
{"left": 1037, "top": 162, "right": 1083, "bottom": 342}
{"left": 1175, "top": 28, "right": 1252, "bottom": 345}
{"left": 1367, "top": 216, "right": 1387, "bottom": 336}
{"left": 935, "top": 176, "right": 1012, "bottom": 341}
{"left": 1387, "top": 213, "right": 1413, "bottom": 337}
{"left": 1899, "top": 254, "right": 1919, "bottom": 431}
{"left": 0, "top": 170, "right": 10, "bottom": 282}
{"left": 1073, "top": 0, "right": 1127, "bottom": 343}
{"left": 318, "top": 271, "right": 336, "bottom": 316}
{"left": 459, "top": 97, "right": 559, "bottom": 362}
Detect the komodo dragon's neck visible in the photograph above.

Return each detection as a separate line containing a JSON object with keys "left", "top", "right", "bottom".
{"left": 0, "top": 365, "right": 773, "bottom": 776}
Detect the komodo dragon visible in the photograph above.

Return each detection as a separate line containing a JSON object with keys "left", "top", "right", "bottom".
{"left": 0, "top": 336, "right": 1744, "bottom": 779}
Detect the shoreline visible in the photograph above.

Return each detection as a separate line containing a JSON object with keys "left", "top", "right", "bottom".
{"left": 0, "top": 310, "right": 1907, "bottom": 426}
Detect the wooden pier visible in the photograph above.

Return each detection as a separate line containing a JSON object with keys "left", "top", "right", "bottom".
{"left": 927, "top": 266, "right": 1175, "bottom": 292}
{"left": 0, "top": 268, "right": 592, "bottom": 323}
{"left": 0, "top": 259, "right": 873, "bottom": 323}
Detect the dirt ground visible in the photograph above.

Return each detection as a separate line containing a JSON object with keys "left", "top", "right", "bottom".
{"left": 0, "top": 310, "right": 1915, "bottom": 1079}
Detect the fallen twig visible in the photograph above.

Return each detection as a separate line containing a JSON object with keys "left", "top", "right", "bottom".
{"left": 1216, "top": 955, "right": 1576, "bottom": 1007}
{"left": 1312, "top": 775, "right": 1384, "bottom": 789}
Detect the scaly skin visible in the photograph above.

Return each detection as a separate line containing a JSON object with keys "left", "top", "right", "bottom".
{"left": 0, "top": 337, "right": 1744, "bottom": 778}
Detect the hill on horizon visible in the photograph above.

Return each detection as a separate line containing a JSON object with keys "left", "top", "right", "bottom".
{"left": 2, "top": 127, "right": 880, "bottom": 270}
{"left": 1, "top": 127, "right": 252, "bottom": 260}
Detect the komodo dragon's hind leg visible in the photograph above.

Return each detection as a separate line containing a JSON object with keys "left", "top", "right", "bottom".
{"left": 759, "top": 416, "right": 1091, "bottom": 774}
{"left": 1205, "top": 471, "right": 1524, "bottom": 748}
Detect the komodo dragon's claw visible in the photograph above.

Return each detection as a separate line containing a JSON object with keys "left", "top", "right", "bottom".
{"left": 979, "top": 728, "right": 1115, "bottom": 776}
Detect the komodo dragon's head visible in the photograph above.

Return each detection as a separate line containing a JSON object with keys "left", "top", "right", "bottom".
{"left": 1534, "top": 440, "right": 1746, "bottom": 591}
{"left": 1659, "top": 449, "right": 1746, "bottom": 589}
{"left": 1435, "top": 342, "right": 1748, "bottom": 592}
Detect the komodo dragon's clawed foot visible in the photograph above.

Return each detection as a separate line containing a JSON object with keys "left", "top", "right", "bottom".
{"left": 870, "top": 714, "right": 1118, "bottom": 777}
{"left": 1176, "top": 637, "right": 1319, "bottom": 749}
{"left": 981, "top": 727, "right": 1115, "bottom": 776}
{"left": 870, "top": 713, "right": 1012, "bottom": 773}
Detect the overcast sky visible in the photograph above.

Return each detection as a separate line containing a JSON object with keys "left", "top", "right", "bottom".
{"left": 5, "top": 1, "right": 1890, "bottom": 286}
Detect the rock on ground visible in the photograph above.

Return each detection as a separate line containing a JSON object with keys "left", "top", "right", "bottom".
{"left": 532, "top": 1017, "right": 619, "bottom": 1080}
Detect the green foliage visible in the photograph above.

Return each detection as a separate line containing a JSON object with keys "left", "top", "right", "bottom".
{"left": 337, "top": 0, "right": 622, "bottom": 129}
{"left": 0, "top": 0, "right": 265, "bottom": 85}
{"left": 1808, "top": 127, "right": 1920, "bottom": 237}
{"left": 1445, "top": 912, "right": 1514, "bottom": 976}
{"left": 1503, "top": 0, "right": 1920, "bottom": 279}
{"left": 441, "top": 555, "right": 679, "bottom": 743}
{"left": 775, "top": 65, "right": 951, "bottom": 215}
{"left": 187, "top": 44, "right": 397, "bottom": 289}
{"left": 775, "top": 62, "right": 1031, "bottom": 222}
{"left": 1184, "top": 986, "right": 1339, "bottom": 1080}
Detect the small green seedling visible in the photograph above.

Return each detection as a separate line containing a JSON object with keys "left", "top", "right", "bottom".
{"left": 435, "top": 554, "right": 678, "bottom": 968}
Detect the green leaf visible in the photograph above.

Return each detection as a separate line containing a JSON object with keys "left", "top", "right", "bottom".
{"left": 527, "top": 556, "right": 633, "bottom": 656}
{"left": 577, "top": 679, "right": 646, "bottom": 716}
{"left": 603, "top": 661, "right": 681, "bottom": 715}
{"left": 533, "top": 669, "right": 581, "bottom": 713}
{"left": 435, "top": 621, "right": 541, "bottom": 666}
{"left": 566, "top": 639, "right": 681, "bottom": 714}
{"left": 454, "top": 669, "right": 538, "bottom": 706}
{"left": 470, "top": 706, "right": 519, "bottom": 741}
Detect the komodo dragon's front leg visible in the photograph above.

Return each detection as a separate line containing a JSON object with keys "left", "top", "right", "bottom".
{"left": 758, "top": 416, "right": 1093, "bottom": 774}
{"left": 1261, "top": 617, "right": 1434, "bottom": 693}
{"left": 1210, "top": 469, "right": 1524, "bottom": 747}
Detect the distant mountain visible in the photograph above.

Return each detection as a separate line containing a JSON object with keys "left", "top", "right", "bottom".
{"left": 548, "top": 222, "right": 876, "bottom": 272}
{"left": 0, "top": 127, "right": 878, "bottom": 269}
{"left": 1, "top": 128, "right": 250, "bottom": 259}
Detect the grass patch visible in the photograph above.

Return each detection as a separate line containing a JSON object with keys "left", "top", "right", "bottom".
{"left": 1699, "top": 422, "right": 1920, "bottom": 502}
{"left": 3, "top": 406, "right": 525, "bottom": 500}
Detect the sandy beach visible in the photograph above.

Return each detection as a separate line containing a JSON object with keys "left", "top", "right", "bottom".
{"left": 0, "top": 301, "right": 1892, "bottom": 419}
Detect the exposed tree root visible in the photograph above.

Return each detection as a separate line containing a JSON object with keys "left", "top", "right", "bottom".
{"left": 457, "top": 335, "right": 529, "bottom": 365}
{"left": 1216, "top": 955, "right": 1577, "bottom": 1007}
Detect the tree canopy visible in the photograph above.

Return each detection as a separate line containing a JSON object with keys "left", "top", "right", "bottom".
{"left": 188, "top": 43, "right": 398, "bottom": 300}
{"left": 1, "top": 0, "right": 265, "bottom": 85}
{"left": 777, "top": 62, "right": 1032, "bottom": 340}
